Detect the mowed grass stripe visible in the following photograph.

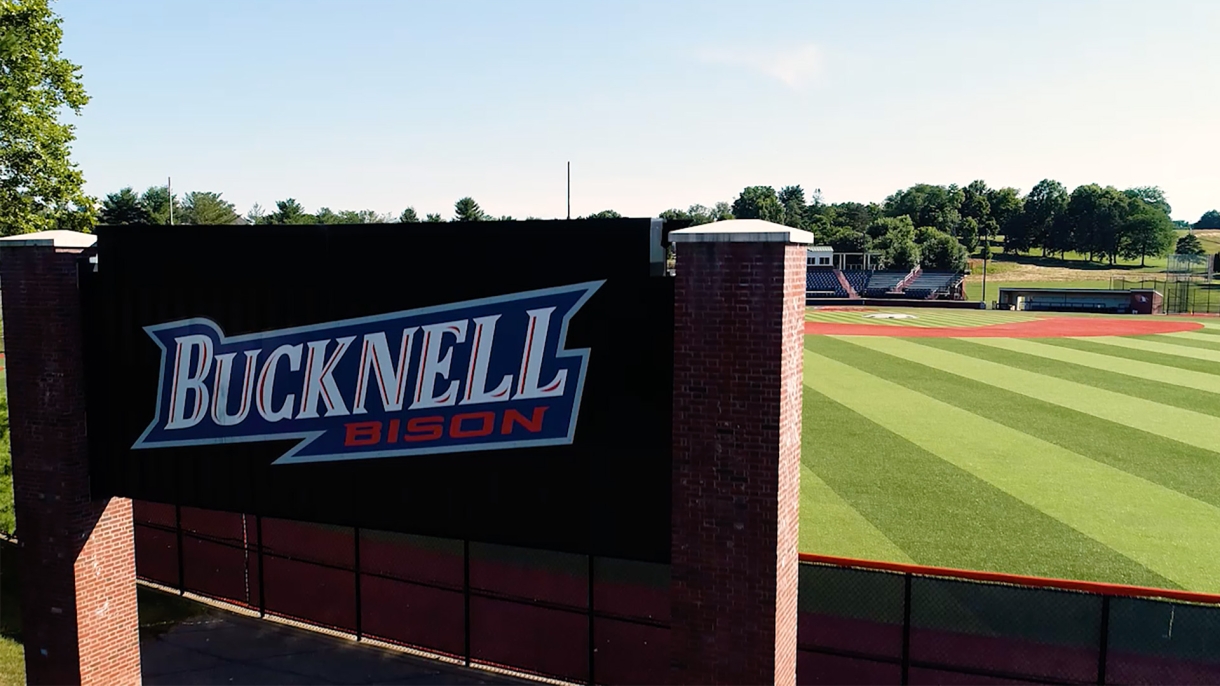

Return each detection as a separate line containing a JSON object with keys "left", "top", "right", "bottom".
{"left": 805, "top": 346, "right": 1220, "bottom": 591}
{"left": 845, "top": 336, "right": 1220, "bottom": 454}
{"left": 963, "top": 337, "right": 1220, "bottom": 396}
{"left": 1083, "top": 336, "right": 1220, "bottom": 364}
{"left": 799, "top": 367, "right": 1169, "bottom": 585}
{"left": 810, "top": 336, "right": 1220, "bottom": 525}
{"left": 1039, "top": 337, "right": 1220, "bottom": 377}
{"left": 1142, "top": 334, "right": 1220, "bottom": 352}
{"left": 799, "top": 462, "right": 913, "bottom": 562}
{"left": 926, "top": 338, "right": 1220, "bottom": 417}
{"left": 1164, "top": 331, "right": 1220, "bottom": 343}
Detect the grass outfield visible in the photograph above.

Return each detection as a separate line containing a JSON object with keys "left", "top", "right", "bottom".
{"left": 799, "top": 313, "right": 1220, "bottom": 592}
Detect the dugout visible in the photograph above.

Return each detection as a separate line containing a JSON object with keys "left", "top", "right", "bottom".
{"left": 997, "top": 287, "right": 1162, "bottom": 314}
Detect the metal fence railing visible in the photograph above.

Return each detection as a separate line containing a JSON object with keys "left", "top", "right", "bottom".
{"left": 132, "top": 501, "right": 670, "bottom": 685}
{"left": 797, "top": 554, "right": 1220, "bottom": 685}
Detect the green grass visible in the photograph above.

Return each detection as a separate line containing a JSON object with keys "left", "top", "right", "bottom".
{"left": 800, "top": 314, "right": 1220, "bottom": 592}
{"left": 964, "top": 279, "right": 1111, "bottom": 302}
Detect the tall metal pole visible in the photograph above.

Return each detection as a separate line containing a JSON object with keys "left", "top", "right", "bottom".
{"left": 167, "top": 176, "right": 174, "bottom": 225}
{"left": 981, "top": 247, "right": 989, "bottom": 307}
{"left": 566, "top": 162, "right": 571, "bottom": 220}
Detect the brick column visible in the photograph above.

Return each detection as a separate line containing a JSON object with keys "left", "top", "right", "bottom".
{"left": 668, "top": 220, "right": 809, "bottom": 686}
{"left": 0, "top": 239, "right": 141, "bottom": 685}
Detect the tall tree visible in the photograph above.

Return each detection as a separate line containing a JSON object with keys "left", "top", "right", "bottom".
{"left": 178, "top": 191, "right": 238, "bottom": 225}
{"left": 1062, "top": 184, "right": 1128, "bottom": 264}
{"left": 0, "top": 0, "right": 94, "bottom": 234}
{"left": 1195, "top": 210, "right": 1220, "bottom": 229}
{"left": 986, "top": 187, "right": 1024, "bottom": 239}
{"left": 425, "top": 213, "right": 444, "bottom": 223}
{"left": 99, "top": 187, "right": 151, "bottom": 225}
{"left": 1120, "top": 205, "right": 1176, "bottom": 266}
{"left": 453, "top": 197, "right": 485, "bottom": 222}
{"left": 398, "top": 207, "right": 419, "bottom": 223}
{"left": 778, "top": 185, "right": 806, "bottom": 228}
{"left": 825, "top": 201, "right": 875, "bottom": 233}
{"left": 1122, "top": 186, "right": 1171, "bottom": 217}
{"left": 731, "top": 186, "right": 784, "bottom": 223}
{"left": 883, "top": 184, "right": 963, "bottom": 235}
{"left": 245, "top": 203, "right": 266, "bottom": 225}
{"left": 584, "top": 209, "right": 622, "bottom": 219}
{"left": 1020, "top": 179, "right": 1069, "bottom": 256}
{"left": 263, "top": 198, "right": 309, "bottom": 224}
{"left": 1175, "top": 233, "right": 1207, "bottom": 256}
{"left": 866, "top": 215, "right": 914, "bottom": 241}
{"left": 920, "top": 230, "right": 969, "bottom": 272}
{"left": 141, "top": 185, "right": 179, "bottom": 224}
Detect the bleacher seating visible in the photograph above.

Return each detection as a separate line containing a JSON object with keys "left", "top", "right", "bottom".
{"left": 805, "top": 268, "right": 847, "bottom": 297}
{"left": 902, "top": 272, "right": 963, "bottom": 299}
{"left": 861, "top": 271, "right": 908, "bottom": 297}
{"left": 842, "top": 270, "right": 871, "bottom": 295}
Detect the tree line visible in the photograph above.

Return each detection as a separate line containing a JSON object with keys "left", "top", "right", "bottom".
{"left": 95, "top": 179, "right": 1214, "bottom": 273}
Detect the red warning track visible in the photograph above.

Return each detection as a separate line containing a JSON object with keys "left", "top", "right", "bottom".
{"left": 804, "top": 317, "right": 1205, "bottom": 338}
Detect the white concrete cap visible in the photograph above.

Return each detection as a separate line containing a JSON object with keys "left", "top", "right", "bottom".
{"left": 0, "top": 230, "right": 97, "bottom": 249}
{"left": 668, "top": 219, "right": 813, "bottom": 244}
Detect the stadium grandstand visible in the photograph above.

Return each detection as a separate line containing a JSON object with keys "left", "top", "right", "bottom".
{"left": 806, "top": 248, "right": 966, "bottom": 303}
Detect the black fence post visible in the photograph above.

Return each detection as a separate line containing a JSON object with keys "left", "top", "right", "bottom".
{"left": 1097, "top": 595, "right": 1111, "bottom": 685}
{"left": 256, "top": 515, "right": 266, "bottom": 618}
{"left": 175, "top": 504, "right": 185, "bottom": 596}
{"left": 354, "top": 527, "right": 362, "bottom": 642}
{"left": 588, "top": 555, "right": 596, "bottom": 685}
{"left": 901, "top": 573, "right": 912, "bottom": 686}
{"left": 464, "top": 539, "right": 472, "bottom": 667}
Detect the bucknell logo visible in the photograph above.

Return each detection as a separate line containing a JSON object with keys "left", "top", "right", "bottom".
{"left": 134, "top": 281, "right": 603, "bottom": 464}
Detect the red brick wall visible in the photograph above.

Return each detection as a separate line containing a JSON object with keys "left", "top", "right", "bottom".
{"left": 1, "top": 246, "right": 141, "bottom": 685}
{"left": 670, "top": 240, "right": 804, "bottom": 685}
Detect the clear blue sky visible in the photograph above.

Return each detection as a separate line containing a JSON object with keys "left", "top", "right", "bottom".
{"left": 58, "top": 0, "right": 1220, "bottom": 222}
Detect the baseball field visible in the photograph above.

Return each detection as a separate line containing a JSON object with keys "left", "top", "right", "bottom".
{"left": 799, "top": 308, "right": 1220, "bottom": 593}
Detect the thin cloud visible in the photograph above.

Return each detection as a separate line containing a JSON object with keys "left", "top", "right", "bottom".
{"left": 698, "top": 43, "right": 823, "bottom": 90}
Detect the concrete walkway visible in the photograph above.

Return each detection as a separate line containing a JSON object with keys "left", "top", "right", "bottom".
{"left": 142, "top": 611, "right": 534, "bottom": 685}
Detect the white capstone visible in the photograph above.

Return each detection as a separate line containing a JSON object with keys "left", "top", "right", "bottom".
{"left": 0, "top": 230, "right": 97, "bottom": 249}
{"left": 668, "top": 219, "right": 813, "bottom": 244}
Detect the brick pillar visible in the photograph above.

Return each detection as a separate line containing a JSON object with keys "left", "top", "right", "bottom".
{"left": 0, "top": 240, "right": 142, "bottom": 685}
{"left": 668, "top": 220, "right": 809, "bottom": 686}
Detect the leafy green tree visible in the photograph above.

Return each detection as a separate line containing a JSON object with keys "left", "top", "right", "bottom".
{"left": 1195, "top": 210, "right": 1220, "bottom": 229}
{"left": 1062, "top": 184, "right": 1128, "bottom": 263}
{"left": 866, "top": 215, "right": 914, "bottom": 241}
{"left": 1120, "top": 206, "right": 1176, "bottom": 266}
{"left": 138, "top": 185, "right": 179, "bottom": 224}
{"left": 99, "top": 187, "right": 151, "bottom": 225}
{"left": 179, "top": 191, "right": 238, "bottom": 225}
{"left": 1172, "top": 219, "right": 1192, "bottom": 229}
{"left": 0, "top": 0, "right": 95, "bottom": 235}
{"left": 820, "top": 225, "right": 870, "bottom": 253}
{"left": 778, "top": 185, "right": 806, "bottom": 228}
{"left": 920, "top": 229, "right": 969, "bottom": 272}
{"left": 313, "top": 207, "right": 341, "bottom": 224}
{"left": 957, "top": 216, "right": 980, "bottom": 252}
{"left": 1020, "top": 179, "right": 1069, "bottom": 255}
{"left": 337, "top": 209, "right": 388, "bottom": 223}
{"left": 986, "top": 187, "right": 1024, "bottom": 238}
{"left": 584, "top": 209, "right": 622, "bottom": 219}
{"left": 453, "top": 197, "right": 485, "bottom": 222}
{"left": 245, "top": 203, "right": 266, "bottom": 225}
{"left": 496, "top": 215, "right": 515, "bottom": 221}
{"left": 262, "top": 198, "right": 310, "bottom": 224}
{"left": 1123, "top": 186, "right": 1171, "bottom": 217}
{"left": 1176, "top": 232, "right": 1207, "bottom": 256}
{"left": 881, "top": 237, "right": 920, "bottom": 271}
{"left": 822, "top": 201, "right": 875, "bottom": 233}
{"left": 883, "top": 184, "right": 963, "bottom": 235}
{"left": 398, "top": 207, "right": 419, "bottom": 223}
{"left": 425, "top": 213, "right": 444, "bottom": 223}
{"left": 711, "top": 201, "right": 734, "bottom": 221}
{"left": 731, "top": 186, "right": 784, "bottom": 223}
